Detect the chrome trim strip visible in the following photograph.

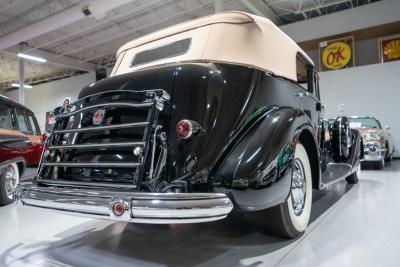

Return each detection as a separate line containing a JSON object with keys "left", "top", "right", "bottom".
{"left": 37, "top": 179, "right": 138, "bottom": 189}
{"left": 16, "top": 185, "right": 233, "bottom": 224}
{"left": 77, "top": 89, "right": 163, "bottom": 102}
{"left": 48, "top": 141, "right": 145, "bottom": 150}
{"left": 58, "top": 102, "right": 154, "bottom": 118}
{"left": 41, "top": 162, "right": 140, "bottom": 168}
{"left": 52, "top": 122, "right": 149, "bottom": 134}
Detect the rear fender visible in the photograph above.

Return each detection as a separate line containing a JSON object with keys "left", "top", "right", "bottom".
{"left": 213, "top": 107, "right": 316, "bottom": 211}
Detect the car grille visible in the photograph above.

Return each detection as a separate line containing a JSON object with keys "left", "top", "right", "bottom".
{"left": 37, "top": 89, "right": 170, "bottom": 189}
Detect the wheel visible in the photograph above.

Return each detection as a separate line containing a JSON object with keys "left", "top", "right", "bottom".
{"left": 376, "top": 158, "right": 385, "bottom": 170}
{"left": 385, "top": 143, "right": 392, "bottom": 162}
{"left": 0, "top": 163, "right": 19, "bottom": 206}
{"left": 346, "top": 163, "right": 360, "bottom": 184}
{"left": 266, "top": 143, "right": 313, "bottom": 238}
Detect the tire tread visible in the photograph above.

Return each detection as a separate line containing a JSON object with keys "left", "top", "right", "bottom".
{"left": 266, "top": 202, "right": 301, "bottom": 239}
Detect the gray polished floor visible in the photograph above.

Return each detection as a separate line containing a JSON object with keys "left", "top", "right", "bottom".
{"left": 1, "top": 161, "right": 400, "bottom": 267}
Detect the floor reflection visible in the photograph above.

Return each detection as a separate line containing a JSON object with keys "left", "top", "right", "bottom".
{"left": 2, "top": 178, "right": 354, "bottom": 267}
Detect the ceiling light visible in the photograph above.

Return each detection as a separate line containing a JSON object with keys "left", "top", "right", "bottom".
{"left": 11, "top": 83, "right": 33, "bottom": 89}
{"left": 17, "top": 53, "right": 47, "bottom": 63}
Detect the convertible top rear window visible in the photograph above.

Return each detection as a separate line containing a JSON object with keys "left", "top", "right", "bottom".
{"left": 130, "top": 38, "right": 191, "bottom": 67}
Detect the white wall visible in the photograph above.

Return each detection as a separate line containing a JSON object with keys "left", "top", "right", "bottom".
{"left": 320, "top": 60, "right": 400, "bottom": 155}
{"left": 4, "top": 72, "right": 95, "bottom": 130}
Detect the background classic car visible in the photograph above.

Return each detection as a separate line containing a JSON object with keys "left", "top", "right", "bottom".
{"left": 0, "top": 95, "right": 37, "bottom": 205}
{"left": 16, "top": 12, "right": 363, "bottom": 238}
{"left": 349, "top": 116, "right": 395, "bottom": 169}
{"left": 0, "top": 95, "right": 43, "bottom": 166}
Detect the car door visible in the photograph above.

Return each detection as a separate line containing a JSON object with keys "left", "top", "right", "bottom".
{"left": 14, "top": 108, "right": 36, "bottom": 165}
{"left": 295, "top": 54, "right": 322, "bottom": 129}
{"left": 295, "top": 54, "right": 327, "bottom": 167}
{"left": 25, "top": 111, "right": 43, "bottom": 165}
{"left": 0, "top": 102, "right": 30, "bottom": 163}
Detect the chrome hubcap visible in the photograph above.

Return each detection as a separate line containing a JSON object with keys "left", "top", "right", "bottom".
{"left": 291, "top": 158, "right": 306, "bottom": 216}
{"left": 3, "top": 165, "right": 17, "bottom": 199}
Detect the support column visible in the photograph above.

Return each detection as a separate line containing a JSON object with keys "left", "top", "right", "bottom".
{"left": 215, "top": 0, "right": 223, "bottom": 13}
{"left": 18, "top": 58, "right": 25, "bottom": 105}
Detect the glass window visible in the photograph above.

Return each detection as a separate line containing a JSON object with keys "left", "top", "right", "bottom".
{"left": 0, "top": 103, "right": 12, "bottom": 130}
{"left": 296, "top": 57, "right": 308, "bottom": 90}
{"left": 15, "top": 109, "right": 29, "bottom": 133}
{"left": 27, "top": 114, "right": 40, "bottom": 135}
{"left": 349, "top": 118, "right": 381, "bottom": 129}
{"left": 131, "top": 38, "right": 191, "bottom": 67}
{"left": 296, "top": 54, "right": 314, "bottom": 93}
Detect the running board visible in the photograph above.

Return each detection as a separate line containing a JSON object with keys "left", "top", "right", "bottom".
{"left": 320, "top": 163, "right": 353, "bottom": 189}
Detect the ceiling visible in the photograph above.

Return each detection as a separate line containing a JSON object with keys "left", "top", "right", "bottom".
{"left": 0, "top": 0, "right": 380, "bottom": 90}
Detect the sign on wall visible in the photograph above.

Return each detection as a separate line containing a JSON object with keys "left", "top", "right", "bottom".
{"left": 379, "top": 34, "right": 400, "bottom": 63}
{"left": 318, "top": 36, "right": 355, "bottom": 71}
{"left": 45, "top": 111, "right": 55, "bottom": 133}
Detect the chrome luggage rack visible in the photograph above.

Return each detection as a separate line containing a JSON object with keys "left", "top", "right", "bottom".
{"left": 37, "top": 89, "right": 170, "bottom": 189}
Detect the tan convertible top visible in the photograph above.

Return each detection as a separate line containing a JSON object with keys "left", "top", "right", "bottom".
{"left": 111, "top": 11, "right": 313, "bottom": 81}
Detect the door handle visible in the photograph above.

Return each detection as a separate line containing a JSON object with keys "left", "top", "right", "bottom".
{"left": 294, "top": 92, "right": 310, "bottom": 98}
{"left": 316, "top": 103, "right": 325, "bottom": 112}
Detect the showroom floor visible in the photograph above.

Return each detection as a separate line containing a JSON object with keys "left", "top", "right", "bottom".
{"left": 1, "top": 162, "right": 399, "bottom": 267}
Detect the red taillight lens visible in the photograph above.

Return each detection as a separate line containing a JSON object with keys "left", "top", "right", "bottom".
{"left": 113, "top": 202, "right": 125, "bottom": 216}
{"left": 42, "top": 133, "right": 49, "bottom": 142}
{"left": 176, "top": 120, "right": 192, "bottom": 139}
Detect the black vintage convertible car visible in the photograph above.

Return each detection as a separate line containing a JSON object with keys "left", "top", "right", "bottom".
{"left": 16, "top": 12, "right": 362, "bottom": 238}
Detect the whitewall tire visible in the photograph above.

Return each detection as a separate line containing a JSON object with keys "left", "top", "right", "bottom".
{"left": 266, "top": 142, "right": 313, "bottom": 238}
{"left": 0, "top": 163, "right": 19, "bottom": 205}
{"left": 287, "top": 143, "right": 313, "bottom": 232}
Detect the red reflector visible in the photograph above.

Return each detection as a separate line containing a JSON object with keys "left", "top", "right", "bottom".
{"left": 176, "top": 120, "right": 192, "bottom": 139}
{"left": 113, "top": 202, "right": 125, "bottom": 216}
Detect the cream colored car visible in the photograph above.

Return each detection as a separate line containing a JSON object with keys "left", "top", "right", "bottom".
{"left": 349, "top": 116, "right": 395, "bottom": 169}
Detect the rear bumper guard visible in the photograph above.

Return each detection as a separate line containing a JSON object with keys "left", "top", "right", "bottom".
{"left": 15, "top": 183, "right": 233, "bottom": 224}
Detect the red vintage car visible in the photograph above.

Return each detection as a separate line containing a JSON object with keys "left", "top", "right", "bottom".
{"left": 1, "top": 95, "right": 42, "bottom": 205}
{"left": 0, "top": 95, "right": 43, "bottom": 165}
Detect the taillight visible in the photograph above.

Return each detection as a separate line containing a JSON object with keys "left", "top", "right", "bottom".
{"left": 42, "top": 133, "right": 49, "bottom": 142}
{"left": 112, "top": 202, "right": 125, "bottom": 216}
{"left": 176, "top": 120, "right": 193, "bottom": 139}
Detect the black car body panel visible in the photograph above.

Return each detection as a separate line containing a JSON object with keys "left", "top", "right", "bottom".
{"left": 29, "top": 62, "right": 360, "bottom": 207}
{"left": 15, "top": 12, "right": 362, "bottom": 228}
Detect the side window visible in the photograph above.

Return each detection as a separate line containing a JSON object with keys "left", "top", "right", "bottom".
{"left": 15, "top": 109, "right": 30, "bottom": 133}
{"left": 296, "top": 54, "right": 314, "bottom": 93}
{"left": 27, "top": 114, "right": 40, "bottom": 135}
{"left": 0, "top": 103, "right": 13, "bottom": 130}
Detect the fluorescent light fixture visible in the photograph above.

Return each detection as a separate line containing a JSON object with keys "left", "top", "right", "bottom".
{"left": 11, "top": 83, "right": 33, "bottom": 89}
{"left": 17, "top": 53, "right": 47, "bottom": 63}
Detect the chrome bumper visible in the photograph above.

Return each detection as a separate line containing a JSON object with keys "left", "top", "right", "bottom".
{"left": 15, "top": 183, "right": 233, "bottom": 224}
{"left": 361, "top": 149, "right": 386, "bottom": 162}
